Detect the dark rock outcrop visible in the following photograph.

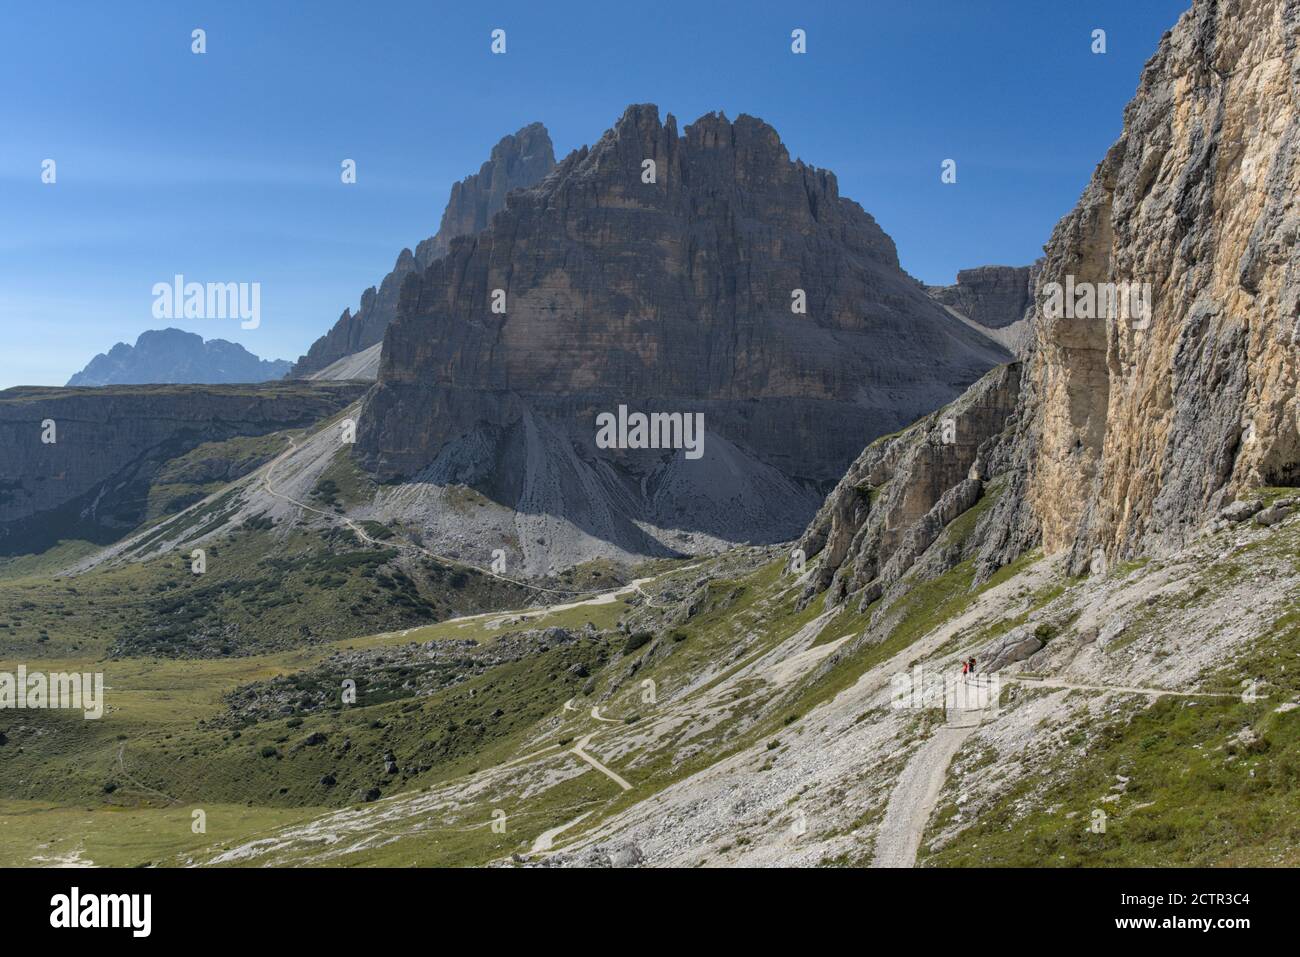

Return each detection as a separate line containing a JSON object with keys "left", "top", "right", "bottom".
{"left": 928, "top": 265, "right": 1038, "bottom": 331}
{"left": 798, "top": 362, "right": 1023, "bottom": 609}
{"left": 67, "top": 328, "right": 290, "bottom": 386}
{"left": 289, "top": 124, "right": 556, "bottom": 378}
{"left": 927, "top": 263, "right": 1041, "bottom": 358}
{"left": 348, "top": 106, "right": 1008, "bottom": 570}
{"left": 358, "top": 105, "right": 1009, "bottom": 491}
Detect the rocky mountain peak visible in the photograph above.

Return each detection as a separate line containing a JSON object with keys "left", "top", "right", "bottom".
{"left": 355, "top": 103, "right": 1008, "bottom": 571}
{"left": 417, "top": 122, "right": 556, "bottom": 268}
{"left": 66, "top": 328, "right": 290, "bottom": 387}
{"left": 289, "top": 123, "right": 557, "bottom": 378}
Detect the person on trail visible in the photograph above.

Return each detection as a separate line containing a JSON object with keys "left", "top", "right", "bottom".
{"left": 968, "top": 656, "right": 977, "bottom": 675}
{"left": 962, "top": 660, "right": 969, "bottom": 676}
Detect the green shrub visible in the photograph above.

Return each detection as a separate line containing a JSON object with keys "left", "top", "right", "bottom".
{"left": 622, "top": 631, "right": 653, "bottom": 655}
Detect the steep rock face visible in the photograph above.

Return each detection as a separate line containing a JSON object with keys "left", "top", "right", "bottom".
{"left": 928, "top": 264, "right": 1040, "bottom": 357}
{"left": 802, "top": 0, "right": 1300, "bottom": 612}
{"left": 797, "top": 362, "right": 1023, "bottom": 609}
{"left": 1028, "top": 0, "right": 1299, "bottom": 567}
{"left": 67, "top": 328, "right": 290, "bottom": 386}
{"left": 928, "top": 265, "right": 1038, "bottom": 331}
{"left": 0, "top": 381, "right": 365, "bottom": 554}
{"left": 413, "top": 122, "right": 557, "bottom": 267}
{"left": 359, "top": 105, "right": 1009, "bottom": 496}
{"left": 289, "top": 124, "right": 555, "bottom": 377}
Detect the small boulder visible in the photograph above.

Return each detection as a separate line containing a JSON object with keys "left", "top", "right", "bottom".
{"left": 1255, "top": 504, "right": 1293, "bottom": 527}
{"left": 1220, "top": 499, "right": 1263, "bottom": 523}
{"left": 983, "top": 627, "right": 1043, "bottom": 671}
{"left": 1097, "top": 617, "right": 1127, "bottom": 648}
{"left": 609, "top": 843, "right": 645, "bottom": 868}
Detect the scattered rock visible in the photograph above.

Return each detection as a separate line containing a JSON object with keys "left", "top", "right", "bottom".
{"left": 1097, "top": 617, "right": 1128, "bottom": 648}
{"left": 1219, "top": 499, "right": 1263, "bottom": 523}
{"left": 608, "top": 843, "right": 645, "bottom": 868}
{"left": 983, "top": 627, "right": 1043, "bottom": 671}
{"left": 1254, "top": 504, "right": 1293, "bottom": 527}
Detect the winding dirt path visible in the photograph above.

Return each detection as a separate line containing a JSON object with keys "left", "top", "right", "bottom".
{"left": 871, "top": 717, "right": 978, "bottom": 868}
{"left": 1008, "top": 675, "right": 1240, "bottom": 698}
{"left": 116, "top": 742, "right": 178, "bottom": 806}
{"left": 527, "top": 705, "right": 634, "bottom": 857}
{"left": 531, "top": 811, "right": 594, "bottom": 853}
{"left": 871, "top": 675, "right": 1243, "bottom": 868}
{"left": 570, "top": 732, "right": 633, "bottom": 792}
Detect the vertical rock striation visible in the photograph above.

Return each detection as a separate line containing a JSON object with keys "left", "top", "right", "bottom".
{"left": 1029, "top": 0, "right": 1299, "bottom": 568}
{"left": 358, "top": 105, "right": 1009, "bottom": 488}
{"left": 804, "top": 0, "right": 1300, "bottom": 609}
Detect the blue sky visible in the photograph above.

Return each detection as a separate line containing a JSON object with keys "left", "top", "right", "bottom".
{"left": 0, "top": 0, "right": 1190, "bottom": 388}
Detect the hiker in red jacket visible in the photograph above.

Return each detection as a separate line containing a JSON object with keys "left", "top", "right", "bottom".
{"left": 962, "top": 660, "right": 969, "bottom": 676}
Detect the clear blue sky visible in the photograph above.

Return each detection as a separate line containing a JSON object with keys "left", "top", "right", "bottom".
{"left": 0, "top": 0, "right": 1190, "bottom": 388}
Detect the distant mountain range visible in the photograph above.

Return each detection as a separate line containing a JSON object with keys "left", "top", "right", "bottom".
{"left": 66, "top": 328, "right": 290, "bottom": 386}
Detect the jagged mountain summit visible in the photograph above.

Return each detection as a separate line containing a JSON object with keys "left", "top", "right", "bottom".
{"left": 353, "top": 105, "right": 1009, "bottom": 571}
{"left": 289, "top": 123, "right": 557, "bottom": 378}
{"left": 7, "top": 0, "right": 1300, "bottom": 876}
{"left": 66, "top": 328, "right": 290, "bottom": 386}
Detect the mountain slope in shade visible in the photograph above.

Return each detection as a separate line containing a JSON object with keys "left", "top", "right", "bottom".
{"left": 353, "top": 104, "right": 1008, "bottom": 568}
{"left": 927, "top": 263, "right": 1040, "bottom": 357}
{"left": 928, "top": 265, "right": 1038, "bottom": 332}
{"left": 288, "top": 123, "right": 556, "bottom": 378}
{"left": 66, "top": 328, "right": 290, "bottom": 386}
